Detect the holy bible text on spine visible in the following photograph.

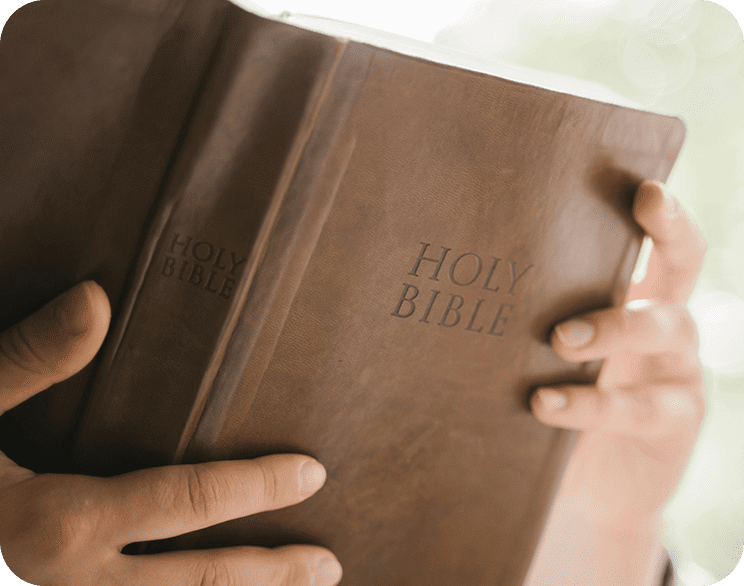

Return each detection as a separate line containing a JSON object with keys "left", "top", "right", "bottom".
{"left": 0, "top": 1, "right": 685, "bottom": 584}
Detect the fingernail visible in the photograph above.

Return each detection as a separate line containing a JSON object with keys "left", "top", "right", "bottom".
{"left": 300, "top": 460, "right": 327, "bottom": 496}
{"left": 664, "top": 190, "right": 679, "bottom": 218}
{"left": 54, "top": 282, "right": 92, "bottom": 336}
{"left": 313, "top": 557, "right": 343, "bottom": 586}
{"left": 554, "top": 320, "right": 594, "bottom": 347}
{"left": 537, "top": 388, "right": 567, "bottom": 411}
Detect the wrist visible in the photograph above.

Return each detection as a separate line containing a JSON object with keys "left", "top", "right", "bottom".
{"left": 527, "top": 499, "right": 666, "bottom": 586}
{"left": 552, "top": 475, "right": 665, "bottom": 539}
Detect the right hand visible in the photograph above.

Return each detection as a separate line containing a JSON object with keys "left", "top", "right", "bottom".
{"left": 0, "top": 281, "right": 342, "bottom": 586}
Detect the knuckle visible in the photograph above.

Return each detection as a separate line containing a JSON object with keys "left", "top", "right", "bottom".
{"left": 652, "top": 386, "right": 704, "bottom": 432}
{"left": 655, "top": 305, "right": 699, "bottom": 348}
{"left": 182, "top": 465, "right": 225, "bottom": 523}
{"left": 0, "top": 324, "right": 49, "bottom": 376}
{"left": 17, "top": 486, "right": 100, "bottom": 564}
{"left": 197, "top": 556, "right": 235, "bottom": 586}
{"left": 269, "top": 551, "right": 312, "bottom": 586}
{"left": 267, "top": 561, "right": 293, "bottom": 586}
{"left": 253, "top": 459, "right": 281, "bottom": 508}
{"left": 603, "top": 390, "right": 654, "bottom": 434}
{"left": 49, "top": 501, "right": 100, "bottom": 560}
{"left": 0, "top": 478, "right": 112, "bottom": 586}
{"left": 628, "top": 398, "right": 656, "bottom": 434}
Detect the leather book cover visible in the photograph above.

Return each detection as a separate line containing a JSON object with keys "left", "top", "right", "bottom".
{"left": 0, "top": 1, "right": 686, "bottom": 585}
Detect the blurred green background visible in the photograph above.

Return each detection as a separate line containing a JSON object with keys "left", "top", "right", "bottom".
{"left": 268, "top": 1, "right": 744, "bottom": 583}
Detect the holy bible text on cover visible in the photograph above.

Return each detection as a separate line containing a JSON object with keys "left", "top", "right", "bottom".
{"left": 0, "top": 1, "right": 685, "bottom": 584}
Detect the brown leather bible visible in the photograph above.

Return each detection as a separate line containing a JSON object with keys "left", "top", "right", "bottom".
{"left": 0, "top": 1, "right": 685, "bottom": 584}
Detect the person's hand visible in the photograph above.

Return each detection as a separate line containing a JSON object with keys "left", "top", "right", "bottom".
{"left": 532, "top": 180, "right": 707, "bottom": 530}
{"left": 0, "top": 282, "right": 343, "bottom": 586}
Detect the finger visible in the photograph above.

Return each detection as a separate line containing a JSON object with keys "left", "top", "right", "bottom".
{"left": 630, "top": 180, "right": 707, "bottom": 303}
{"left": 550, "top": 301, "right": 699, "bottom": 364}
{"left": 122, "top": 545, "right": 343, "bottom": 586}
{"left": 106, "top": 454, "right": 327, "bottom": 545}
{"left": 530, "top": 383, "right": 702, "bottom": 437}
{"left": 0, "top": 281, "right": 111, "bottom": 414}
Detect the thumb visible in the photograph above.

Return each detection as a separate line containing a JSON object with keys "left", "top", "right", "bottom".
{"left": 0, "top": 281, "right": 111, "bottom": 415}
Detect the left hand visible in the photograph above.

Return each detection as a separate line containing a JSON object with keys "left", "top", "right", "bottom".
{"left": 531, "top": 180, "right": 707, "bottom": 532}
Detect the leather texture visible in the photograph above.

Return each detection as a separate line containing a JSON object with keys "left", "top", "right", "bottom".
{"left": 0, "top": 2, "right": 686, "bottom": 584}
{"left": 0, "top": 0, "right": 228, "bottom": 470}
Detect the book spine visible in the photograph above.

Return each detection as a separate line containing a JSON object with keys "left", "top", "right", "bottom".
{"left": 184, "top": 42, "right": 375, "bottom": 463}
{"left": 71, "top": 11, "right": 348, "bottom": 475}
{"left": 0, "top": 0, "right": 231, "bottom": 474}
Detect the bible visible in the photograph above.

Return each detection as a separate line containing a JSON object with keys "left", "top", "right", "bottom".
{"left": 0, "top": 0, "right": 685, "bottom": 584}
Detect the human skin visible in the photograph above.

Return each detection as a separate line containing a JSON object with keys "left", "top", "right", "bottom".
{"left": 528, "top": 180, "right": 707, "bottom": 585}
{"left": 0, "top": 180, "right": 705, "bottom": 585}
